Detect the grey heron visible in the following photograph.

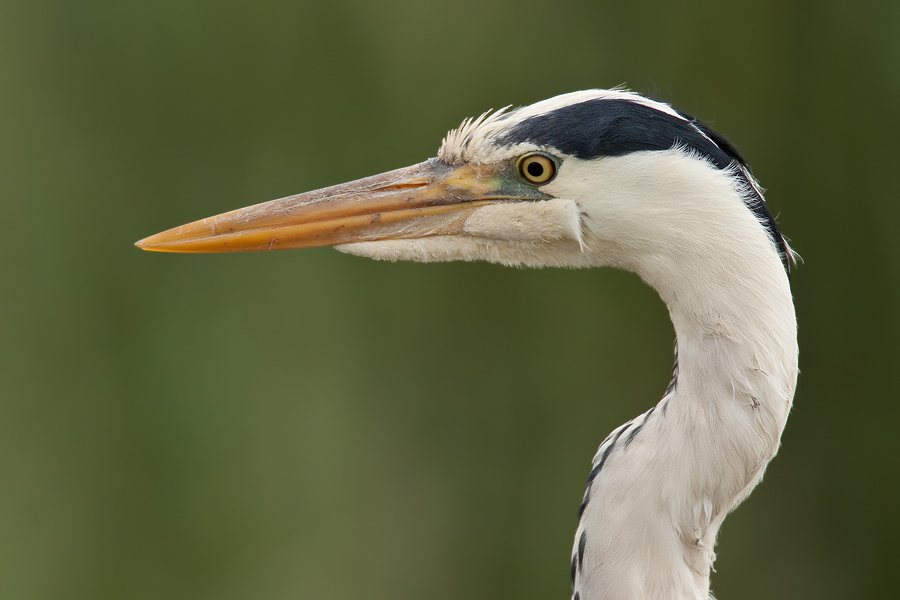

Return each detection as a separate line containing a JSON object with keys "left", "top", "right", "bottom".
{"left": 137, "top": 89, "right": 799, "bottom": 600}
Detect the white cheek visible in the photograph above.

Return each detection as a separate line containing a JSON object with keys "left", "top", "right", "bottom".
{"left": 336, "top": 198, "right": 589, "bottom": 267}
{"left": 462, "top": 197, "right": 584, "bottom": 247}
{"left": 335, "top": 199, "right": 589, "bottom": 267}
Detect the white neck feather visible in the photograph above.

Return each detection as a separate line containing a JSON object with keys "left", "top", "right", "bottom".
{"left": 551, "top": 151, "right": 798, "bottom": 600}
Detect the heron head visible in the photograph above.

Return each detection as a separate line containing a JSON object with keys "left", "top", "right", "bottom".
{"left": 134, "top": 108, "right": 589, "bottom": 268}
{"left": 136, "top": 90, "right": 788, "bottom": 273}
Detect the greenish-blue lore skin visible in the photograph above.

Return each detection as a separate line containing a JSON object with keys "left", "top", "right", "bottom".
{"left": 428, "top": 154, "right": 554, "bottom": 204}
{"left": 477, "top": 151, "right": 560, "bottom": 203}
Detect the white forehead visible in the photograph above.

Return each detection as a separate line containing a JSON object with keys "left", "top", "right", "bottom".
{"left": 437, "top": 89, "right": 682, "bottom": 164}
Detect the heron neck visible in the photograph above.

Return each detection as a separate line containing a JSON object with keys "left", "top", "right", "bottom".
{"left": 656, "top": 242, "right": 798, "bottom": 596}
{"left": 574, "top": 155, "right": 798, "bottom": 600}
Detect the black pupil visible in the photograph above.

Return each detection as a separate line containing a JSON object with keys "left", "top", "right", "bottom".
{"left": 527, "top": 161, "right": 544, "bottom": 178}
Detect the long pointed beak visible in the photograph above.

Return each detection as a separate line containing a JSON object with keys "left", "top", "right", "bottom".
{"left": 135, "top": 159, "right": 521, "bottom": 253}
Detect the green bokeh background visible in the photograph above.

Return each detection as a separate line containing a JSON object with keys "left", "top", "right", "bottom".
{"left": 2, "top": 1, "right": 898, "bottom": 598}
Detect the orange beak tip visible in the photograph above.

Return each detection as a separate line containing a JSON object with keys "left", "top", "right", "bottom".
{"left": 135, "top": 234, "right": 165, "bottom": 252}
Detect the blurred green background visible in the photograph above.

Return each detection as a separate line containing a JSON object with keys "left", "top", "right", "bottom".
{"left": 2, "top": 0, "right": 898, "bottom": 598}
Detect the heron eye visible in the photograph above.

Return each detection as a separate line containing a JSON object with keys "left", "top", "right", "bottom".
{"left": 517, "top": 153, "right": 557, "bottom": 185}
